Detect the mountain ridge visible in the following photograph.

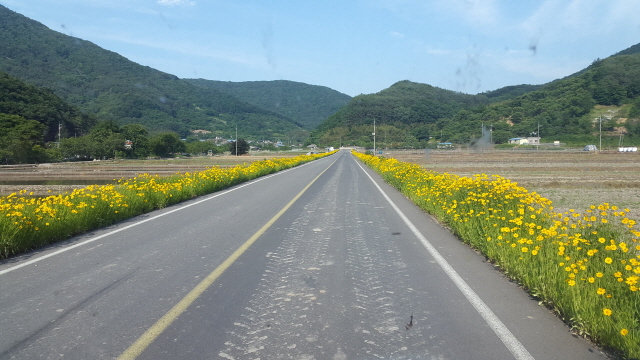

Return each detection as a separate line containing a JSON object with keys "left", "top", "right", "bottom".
{"left": 184, "top": 79, "right": 351, "bottom": 131}
{"left": 0, "top": 4, "right": 303, "bottom": 140}
{"left": 309, "top": 43, "right": 640, "bottom": 147}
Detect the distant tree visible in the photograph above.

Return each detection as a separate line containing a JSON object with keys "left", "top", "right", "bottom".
{"left": 229, "top": 139, "right": 249, "bottom": 155}
{"left": 411, "top": 124, "right": 431, "bottom": 141}
{"left": 491, "top": 130, "right": 511, "bottom": 144}
{"left": 121, "top": 124, "right": 150, "bottom": 158}
{"left": 626, "top": 119, "right": 640, "bottom": 137}
{"left": 60, "top": 136, "right": 92, "bottom": 160}
{"left": 86, "top": 121, "right": 125, "bottom": 159}
{"left": 0, "top": 114, "right": 48, "bottom": 164}
{"left": 150, "top": 132, "right": 185, "bottom": 157}
{"left": 186, "top": 141, "right": 220, "bottom": 155}
{"left": 185, "top": 135, "right": 199, "bottom": 143}
{"left": 356, "top": 135, "right": 372, "bottom": 149}
{"left": 629, "top": 98, "right": 640, "bottom": 119}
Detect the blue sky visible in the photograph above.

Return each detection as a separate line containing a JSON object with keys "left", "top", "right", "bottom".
{"left": 2, "top": 0, "right": 640, "bottom": 97}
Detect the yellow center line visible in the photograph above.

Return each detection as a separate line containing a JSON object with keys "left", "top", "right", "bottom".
{"left": 117, "top": 155, "right": 339, "bottom": 360}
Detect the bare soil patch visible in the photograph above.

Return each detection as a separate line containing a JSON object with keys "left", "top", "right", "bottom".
{"left": 0, "top": 153, "right": 302, "bottom": 196}
{"left": 385, "top": 149, "right": 640, "bottom": 220}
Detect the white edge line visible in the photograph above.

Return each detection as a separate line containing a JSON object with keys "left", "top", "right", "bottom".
{"left": 354, "top": 156, "right": 535, "bottom": 360}
{"left": 0, "top": 161, "right": 316, "bottom": 276}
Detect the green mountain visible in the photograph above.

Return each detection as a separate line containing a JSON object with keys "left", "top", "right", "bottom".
{"left": 311, "top": 43, "right": 640, "bottom": 147}
{"left": 0, "top": 71, "right": 96, "bottom": 141}
{"left": 480, "top": 84, "right": 543, "bottom": 103}
{"left": 0, "top": 70, "right": 99, "bottom": 164}
{"left": 308, "top": 80, "right": 491, "bottom": 146}
{"left": 185, "top": 79, "right": 351, "bottom": 130}
{"left": 0, "top": 4, "right": 301, "bottom": 140}
{"left": 440, "top": 47, "right": 640, "bottom": 144}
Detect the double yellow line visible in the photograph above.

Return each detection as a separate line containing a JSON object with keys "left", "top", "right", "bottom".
{"left": 118, "top": 156, "right": 338, "bottom": 359}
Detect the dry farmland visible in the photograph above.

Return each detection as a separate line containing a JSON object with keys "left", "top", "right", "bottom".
{"left": 2, "top": 150, "right": 639, "bottom": 220}
{"left": 385, "top": 149, "right": 640, "bottom": 221}
{"left": 0, "top": 153, "right": 301, "bottom": 196}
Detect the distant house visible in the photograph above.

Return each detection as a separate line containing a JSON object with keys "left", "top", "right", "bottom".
{"left": 213, "top": 137, "right": 226, "bottom": 145}
{"left": 437, "top": 142, "right": 454, "bottom": 149}
{"left": 308, "top": 144, "right": 318, "bottom": 150}
{"left": 508, "top": 137, "right": 529, "bottom": 145}
{"left": 509, "top": 137, "right": 540, "bottom": 145}
{"left": 526, "top": 137, "right": 540, "bottom": 145}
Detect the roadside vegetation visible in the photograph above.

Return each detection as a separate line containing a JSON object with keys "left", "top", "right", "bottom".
{"left": 354, "top": 151, "right": 639, "bottom": 359}
{"left": 385, "top": 149, "right": 640, "bottom": 221}
{"left": 0, "top": 151, "right": 335, "bottom": 259}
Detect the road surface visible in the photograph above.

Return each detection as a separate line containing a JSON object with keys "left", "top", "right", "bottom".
{"left": 0, "top": 150, "right": 609, "bottom": 359}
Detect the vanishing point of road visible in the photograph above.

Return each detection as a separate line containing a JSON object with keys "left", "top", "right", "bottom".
{"left": 0, "top": 150, "right": 610, "bottom": 359}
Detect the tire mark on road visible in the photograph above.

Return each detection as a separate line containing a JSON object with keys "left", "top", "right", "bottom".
{"left": 218, "top": 155, "right": 433, "bottom": 359}
{"left": 218, "top": 161, "right": 343, "bottom": 359}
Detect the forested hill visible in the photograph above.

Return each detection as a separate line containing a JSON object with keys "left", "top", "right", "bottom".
{"left": 0, "top": 70, "right": 99, "bottom": 164}
{"left": 0, "top": 5, "right": 301, "bottom": 139}
{"left": 443, "top": 48, "right": 640, "bottom": 144}
{"left": 185, "top": 79, "right": 351, "bottom": 130}
{"left": 480, "top": 84, "right": 542, "bottom": 103}
{"left": 308, "top": 80, "right": 491, "bottom": 145}
{"left": 310, "top": 43, "right": 640, "bottom": 148}
{"left": 0, "top": 71, "right": 96, "bottom": 141}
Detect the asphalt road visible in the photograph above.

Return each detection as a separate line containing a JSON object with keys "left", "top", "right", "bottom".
{"left": 0, "top": 150, "right": 611, "bottom": 359}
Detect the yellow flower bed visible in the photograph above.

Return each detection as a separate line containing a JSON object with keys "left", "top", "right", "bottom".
{"left": 354, "top": 151, "right": 639, "bottom": 358}
{"left": 0, "top": 152, "right": 335, "bottom": 258}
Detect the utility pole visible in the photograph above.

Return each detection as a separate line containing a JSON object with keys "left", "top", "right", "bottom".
{"left": 537, "top": 122, "right": 540, "bottom": 151}
{"left": 599, "top": 116, "right": 602, "bottom": 151}
{"left": 373, "top": 118, "right": 377, "bottom": 154}
{"left": 619, "top": 129, "right": 624, "bottom": 147}
{"left": 235, "top": 125, "right": 238, "bottom": 156}
{"left": 57, "top": 121, "right": 62, "bottom": 148}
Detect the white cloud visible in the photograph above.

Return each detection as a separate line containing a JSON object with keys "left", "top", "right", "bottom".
{"left": 390, "top": 31, "right": 405, "bottom": 39}
{"left": 157, "top": 0, "right": 195, "bottom": 6}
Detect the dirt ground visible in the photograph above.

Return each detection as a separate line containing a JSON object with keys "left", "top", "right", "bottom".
{"left": 0, "top": 153, "right": 298, "bottom": 196}
{"left": 384, "top": 149, "right": 640, "bottom": 220}
{"left": 2, "top": 150, "right": 639, "bottom": 221}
